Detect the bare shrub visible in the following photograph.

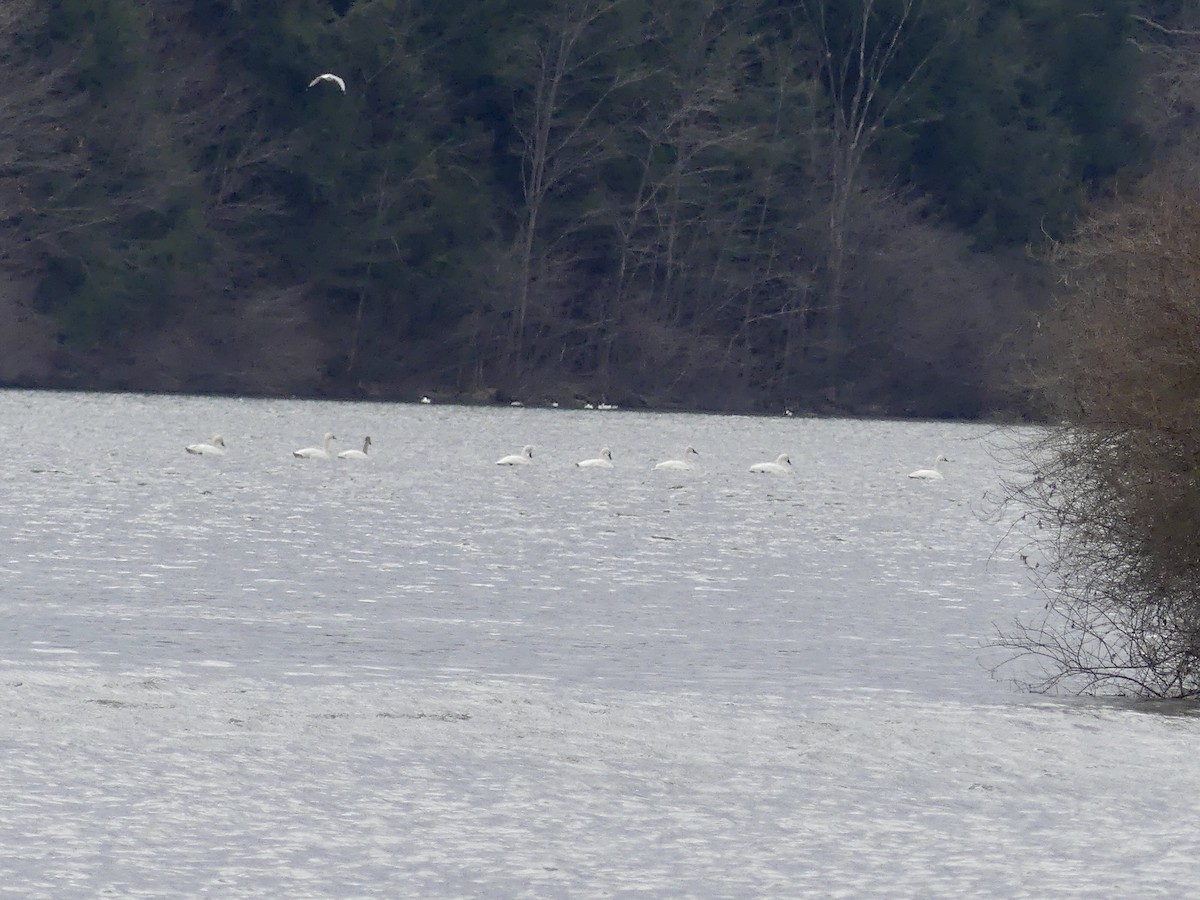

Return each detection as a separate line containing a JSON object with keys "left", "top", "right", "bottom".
{"left": 842, "top": 187, "right": 1048, "bottom": 417}
{"left": 995, "top": 155, "right": 1200, "bottom": 698}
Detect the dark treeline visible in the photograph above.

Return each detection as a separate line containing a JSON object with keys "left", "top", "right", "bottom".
{"left": 0, "top": 0, "right": 1180, "bottom": 415}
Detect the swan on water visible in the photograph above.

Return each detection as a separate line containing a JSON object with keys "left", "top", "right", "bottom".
{"left": 308, "top": 73, "right": 346, "bottom": 92}
{"left": 420, "top": 396, "right": 432, "bottom": 405}
{"left": 496, "top": 445, "right": 534, "bottom": 466}
{"left": 185, "top": 435, "right": 226, "bottom": 456}
{"left": 655, "top": 447, "right": 699, "bottom": 471}
{"left": 577, "top": 447, "right": 614, "bottom": 469}
{"left": 749, "top": 453, "right": 792, "bottom": 475}
{"left": 294, "top": 432, "right": 337, "bottom": 459}
{"left": 338, "top": 436, "right": 372, "bottom": 460}
{"left": 908, "top": 454, "right": 951, "bottom": 480}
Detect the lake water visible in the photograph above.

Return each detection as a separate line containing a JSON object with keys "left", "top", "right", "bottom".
{"left": 1, "top": 390, "right": 1198, "bottom": 897}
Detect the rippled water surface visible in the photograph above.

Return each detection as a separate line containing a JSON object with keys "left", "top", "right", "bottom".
{"left": 2, "top": 391, "right": 1198, "bottom": 897}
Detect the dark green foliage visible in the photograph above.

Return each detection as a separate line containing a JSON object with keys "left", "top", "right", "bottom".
{"left": 46, "top": 0, "right": 146, "bottom": 95}
{"left": 0, "top": 0, "right": 1156, "bottom": 411}
{"left": 906, "top": 0, "right": 1144, "bottom": 247}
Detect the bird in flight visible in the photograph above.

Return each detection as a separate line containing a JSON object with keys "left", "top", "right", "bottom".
{"left": 308, "top": 73, "right": 346, "bottom": 93}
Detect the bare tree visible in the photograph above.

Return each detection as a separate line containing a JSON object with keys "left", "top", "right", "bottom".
{"left": 0, "top": 1, "right": 90, "bottom": 272}
{"left": 597, "top": 0, "right": 758, "bottom": 390}
{"left": 1129, "top": 5, "right": 1200, "bottom": 154}
{"left": 796, "top": 0, "right": 968, "bottom": 372}
{"left": 507, "top": 0, "right": 646, "bottom": 370}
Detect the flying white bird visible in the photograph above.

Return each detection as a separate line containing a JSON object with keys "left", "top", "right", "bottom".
{"left": 308, "top": 73, "right": 346, "bottom": 93}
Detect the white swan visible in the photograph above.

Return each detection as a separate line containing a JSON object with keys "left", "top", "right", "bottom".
{"left": 185, "top": 435, "right": 226, "bottom": 456}
{"left": 308, "top": 73, "right": 346, "bottom": 92}
{"left": 749, "top": 453, "right": 792, "bottom": 475}
{"left": 909, "top": 454, "right": 951, "bottom": 480}
{"left": 294, "top": 432, "right": 337, "bottom": 459}
{"left": 655, "top": 447, "right": 699, "bottom": 471}
{"left": 338, "top": 436, "right": 372, "bottom": 460}
{"left": 496, "top": 445, "right": 534, "bottom": 466}
{"left": 577, "top": 447, "right": 614, "bottom": 469}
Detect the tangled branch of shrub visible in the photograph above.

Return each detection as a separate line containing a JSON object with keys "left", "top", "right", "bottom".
{"left": 997, "top": 166, "right": 1200, "bottom": 699}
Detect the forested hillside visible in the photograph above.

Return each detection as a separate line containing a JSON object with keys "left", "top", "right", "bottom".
{"left": 0, "top": 0, "right": 1188, "bottom": 416}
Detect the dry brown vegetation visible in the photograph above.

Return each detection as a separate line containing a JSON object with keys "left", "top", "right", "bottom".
{"left": 996, "top": 150, "right": 1200, "bottom": 698}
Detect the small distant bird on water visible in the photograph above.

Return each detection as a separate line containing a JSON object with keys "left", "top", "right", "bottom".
{"left": 294, "top": 432, "right": 337, "bottom": 459}
{"left": 186, "top": 435, "right": 226, "bottom": 456}
{"left": 496, "top": 445, "right": 534, "bottom": 466}
{"left": 308, "top": 73, "right": 346, "bottom": 93}
{"left": 338, "top": 436, "right": 372, "bottom": 460}
{"left": 749, "top": 454, "right": 792, "bottom": 475}
{"left": 655, "top": 446, "right": 699, "bottom": 472}
{"left": 577, "top": 447, "right": 614, "bottom": 469}
{"left": 908, "top": 454, "right": 951, "bottom": 480}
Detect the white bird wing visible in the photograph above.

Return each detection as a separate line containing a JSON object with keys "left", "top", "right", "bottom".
{"left": 308, "top": 73, "right": 346, "bottom": 92}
